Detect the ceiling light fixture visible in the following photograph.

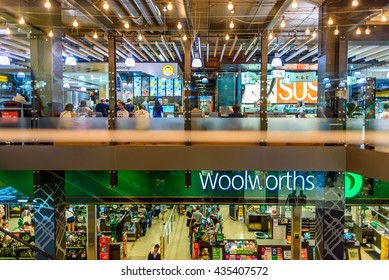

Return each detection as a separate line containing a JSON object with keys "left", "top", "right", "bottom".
{"left": 271, "top": 52, "right": 282, "bottom": 67}
{"left": 182, "top": 34, "right": 188, "bottom": 41}
{"left": 225, "top": 33, "right": 230, "bottom": 40}
{"left": 334, "top": 25, "right": 339, "bottom": 35}
{"left": 124, "top": 21, "right": 130, "bottom": 29}
{"left": 230, "top": 9, "right": 235, "bottom": 14}
{"left": 229, "top": 19, "right": 234, "bottom": 29}
{"left": 381, "top": 11, "right": 387, "bottom": 22}
{"left": 280, "top": 16, "right": 286, "bottom": 28}
{"left": 292, "top": 0, "right": 298, "bottom": 8}
{"left": 312, "top": 28, "right": 317, "bottom": 38}
{"left": 125, "top": 54, "right": 136, "bottom": 67}
{"left": 65, "top": 55, "right": 77, "bottom": 66}
{"left": 48, "top": 30, "right": 53, "bottom": 37}
{"left": 305, "top": 27, "right": 310, "bottom": 35}
{"left": 192, "top": 53, "right": 202, "bottom": 68}
{"left": 0, "top": 54, "right": 10, "bottom": 65}
{"left": 328, "top": 17, "right": 334, "bottom": 25}
{"left": 177, "top": 21, "right": 182, "bottom": 30}
{"left": 167, "top": 1, "right": 173, "bottom": 11}
{"left": 103, "top": 0, "right": 109, "bottom": 10}
{"left": 5, "top": 27, "right": 10, "bottom": 35}
{"left": 73, "top": 17, "right": 79, "bottom": 27}
{"left": 19, "top": 16, "right": 25, "bottom": 25}
{"left": 93, "top": 31, "right": 98, "bottom": 39}
{"left": 356, "top": 27, "right": 361, "bottom": 35}
{"left": 352, "top": 0, "right": 359, "bottom": 6}
{"left": 365, "top": 25, "right": 371, "bottom": 35}
{"left": 163, "top": 6, "right": 167, "bottom": 12}
{"left": 44, "top": 0, "right": 51, "bottom": 9}
{"left": 227, "top": 0, "right": 233, "bottom": 10}
{"left": 269, "top": 32, "right": 274, "bottom": 40}
{"left": 138, "top": 33, "right": 142, "bottom": 40}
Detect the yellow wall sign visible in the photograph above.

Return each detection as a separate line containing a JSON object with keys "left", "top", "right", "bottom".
{"left": 162, "top": 65, "right": 174, "bottom": 76}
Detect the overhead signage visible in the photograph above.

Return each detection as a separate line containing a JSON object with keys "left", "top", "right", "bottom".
{"left": 272, "top": 70, "right": 285, "bottom": 78}
{"left": 162, "top": 65, "right": 174, "bottom": 77}
{"left": 199, "top": 171, "right": 316, "bottom": 192}
{"left": 275, "top": 78, "right": 318, "bottom": 103}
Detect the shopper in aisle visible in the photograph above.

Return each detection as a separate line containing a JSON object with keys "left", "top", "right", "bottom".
{"left": 211, "top": 216, "right": 221, "bottom": 235}
{"left": 228, "top": 104, "right": 244, "bottom": 118}
{"left": 160, "top": 205, "right": 168, "bottom": 224}
{"left": 214, "top": 207, "right": 223, "bottom": 233}
{"left": 125, "top": 98, "right": 135, "bottom": 116}
{"left": 147, "top": 244, "right": 161, "bottom": 260}
{"left": 21, "top": 207, "right": 32, "bottom": 225}
{"left": 145, "top": 205, "right": 153, "bottom": 227}
{"left": 65, "top": 206, "right": 75, "bottom": 233}
{"left": 138, "top": 205, "right": 148, "bottom": 236}
{"left": 186, "top": 206, "right": 194, "bottom": 227}
{"left": 192, "top": 207, "right": 203, "bottom": 226}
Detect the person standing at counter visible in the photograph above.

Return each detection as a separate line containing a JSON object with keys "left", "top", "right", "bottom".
{"left": 117, "top": 101, "right": 129, "bottom": 118}
{"left": 138, "top": 205, "right": 148, "bottom": 236}
{"left": 153, "top": 99, "right": 164, "bottom": 118}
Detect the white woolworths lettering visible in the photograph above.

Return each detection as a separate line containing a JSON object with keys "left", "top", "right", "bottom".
{"left": 199, "top": 171, "right": 316, "bottom": 191}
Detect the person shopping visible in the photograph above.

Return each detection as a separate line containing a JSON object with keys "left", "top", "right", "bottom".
{"left": 147, "top": 244, "right": 161, "bottom": 260}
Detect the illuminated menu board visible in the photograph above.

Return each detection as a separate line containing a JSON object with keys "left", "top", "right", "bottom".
{"left": 158, "top": 78, "right": 166, "bottom": 96}
{"left": 142, "top": 77, "right": 150, "bottom": 96}
{"left": 150, "top": 77, "right": 157, "bottom": 96}
{"left": 166, "top": 79, "right": 174, "bottom": 96}
{"left": 174, "top": 79, "right": 182, "bottom": 96}
{"left": 133, "top": 76, "right": 141, "bottom": 96}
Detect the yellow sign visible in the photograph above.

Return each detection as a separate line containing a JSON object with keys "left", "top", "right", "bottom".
{"left": 0, "top": 75, "right": 8, "bottom": 82}
{"left": 162, "top": 65, "right": 174, "bottom": 76}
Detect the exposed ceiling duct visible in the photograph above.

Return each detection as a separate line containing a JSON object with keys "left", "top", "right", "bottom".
{"left": 133, "top": 0, "right": 156, "bottom": 26}
{"left": 118, "top": 0, "right": 143, "bottom": 25}
{"left": 145, "top": 0, "right": 164, "bottom": 26}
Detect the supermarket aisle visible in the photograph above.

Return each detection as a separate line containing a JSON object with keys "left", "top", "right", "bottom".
{"left": 164, "top": 212, "right": 191, "bottom": 260}
{"left": 126, "top": 209, "right": 168, "bottom": 260}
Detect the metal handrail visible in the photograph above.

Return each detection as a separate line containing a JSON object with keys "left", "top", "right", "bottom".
{"left": 0, "top": 227, "right": 55, "bottom": 260}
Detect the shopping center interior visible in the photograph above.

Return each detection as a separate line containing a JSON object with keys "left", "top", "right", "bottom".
{"left": 1, "top": 0, "right": 389, "bottom": 260}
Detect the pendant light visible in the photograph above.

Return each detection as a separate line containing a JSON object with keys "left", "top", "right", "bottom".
{"left": 73, "top": 17, "right": 79, "bottom": 27}
{"left": 312, "top": 28, "right": 317, "bottom": 38}
{"left": 191, "top": 53, "right": 202, "bottom": 68}
{"left": 292, "top": 0, "right": 297, "bottom": 8}
{"left": 19, "top": 16, "right": 26, "bottom": 25}
{"left": 352, "top": 0, "right": 359, "bottom": 6}
{"left": 93, "top": 32, "right": 98, "bottom": 39}
{"left": 305, "top": 27, "right": 310, "bottom": 35}
{"left": 177, "top": 21, "right": 182, "bottom": 30}
{"left": 328, "top": 17, "right": 334, "bottom": 25}
{"left": 334, "top": 25, "right": 339, "bottom": 35}
{"left": 381, "top": 11, "right": 387, "bottom": 22}
{"left": 125, "top": 54, "right": 136, "bottom": 67}
{"left": 102, "top": 0, "right": 109, "bottom": 10}
{"left": 48, "top": 30, "right": 53, "bottom": 37}
{"left": 356, "top": 27, "right": 361, "bottom": 35}
{"left": 167, "top": 1, "right": 173, "bottom": 11}
{"left": 280, "top": 16, "right": 286, "bottom": 28}
{"left": 124, "top": 21, "right": 130, "bottom": 29}
{"left": 138, "top": 33, "right": 143, "bottom": 40}
{"left": 65, "top": 55, "right": 77, "bottom": 66}
{"left": 225, "top": 33, "right": 230, "bottom": 40}
{"left": 271, "top": 52, "right": 282, "bottom": 67}
{"left": 229, "top": 19, "right": 234, "bottom": 29}
{"left": 0, "top": 54, "right": 10, "bottom": 65}
{"left": 365, "top": 26, "right": 371, "bottom": 35}
{"left": 182, "top": 34, "right": 188, "bottom": 41}
{"left": 227, "top": 0, "right": 233, "bottom": 10}
{"left": 44, "top": 0, "right": 51, "bottom": 9}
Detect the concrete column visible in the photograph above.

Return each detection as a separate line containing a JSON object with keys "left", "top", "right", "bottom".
{"left": 87, "top": 205, "right": 97, "bottom": 260}
{"left": 33, "top": 170, "right": 66, "bottom": 260}
{"left": 260, "top": 34, "right": 268, "bottom": 141}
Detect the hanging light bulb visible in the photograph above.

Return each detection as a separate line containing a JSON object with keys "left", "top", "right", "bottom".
{"left": 73, "top": 17, "right": 79, "bottom": 27}
{"left": 227, "top": 0, "right": 234, "bottom": 10}
{"left": 93, "top": 31, "right": 98, "bottom": 39}
{"left": 356, "top": 27, "right": 361, "bottom": 35}
{"left": 182, "top": 34, "right": 188, "bottom": 41}
{"left": 124, "top": 21, "right": 130, "bottom": 29}
{"left": 381, "top": 11, "right": 387, "bottom": 22}
{"left": 177, "top": 21, "right": 182, "bottom": 30}
{"left": 225, "top": 33, "right": 230, "bottom": 40}
{"left": 162, "top": 6, "right": 167, "bottom": 12}
{"left": 334, "top": 25, "right": 340, "bottom": 35}
{"left": 5, "top": 27, "right": 10, "bottom": 35}
{"left": 103, "top": 0, "right": 109, "bottom": 10}
{"left": 292, "top": 0, "right": 298, "bottom": 8}
{"left": 19, "top": 16, "right": 25, "bottom": 25}
{"left": 269, "top": 32, "right": 274, "bottom": 40}
{"left": 229, "top": 19, "right": 234, "bottom": 29}
{"left": 48, "top": 30, "right": 53, "bottom": 37}
{"left": 365, "top": 25, "right": 371, "bottom": 35}
{"left": 280, "top": 16, "right": 286, "bottom": 28}
{"left": 328, "top": 17, "right": 334, "bottom": 25}
{"left": 167, "top": 1, "right": 173, "bottom": 11}
{"left": 352, "top": 0, "right": 359, "bottom": 6}
{"left": 312, "top": 28, "right": 317, "bottom": 38}
{"left": 138, "top": 33, "right": 142, "bottom": 40}
{"left": 305, "top": 27, "right": 310, "bottom": 35}
{"left": 44, "top": 0, "right": 51, "bottom": 9}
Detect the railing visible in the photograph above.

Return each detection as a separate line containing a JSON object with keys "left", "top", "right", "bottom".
{"left": 0, "top": 117, "right": 388, "bottom": 149}
{"left": 0, "top": 227, "right": 55, "bottom": 260}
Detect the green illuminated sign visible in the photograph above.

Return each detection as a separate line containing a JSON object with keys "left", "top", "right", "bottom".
{"left": 345, "top": 172, "right": 363, "bottom": 198}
